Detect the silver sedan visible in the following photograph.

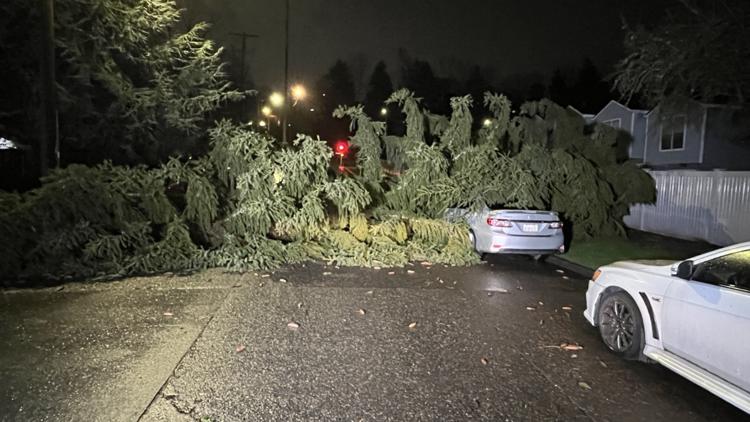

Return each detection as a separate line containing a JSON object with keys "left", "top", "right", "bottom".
{"left": 447, "top": 208, "right": 565, "bottom": 257}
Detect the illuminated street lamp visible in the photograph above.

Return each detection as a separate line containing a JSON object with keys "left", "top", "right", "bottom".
{"left": 483, "top": 118, "right": 492, "bottom": 127}
{"left": 269, "top": 92, "right": 285, "bottom": 108}
{"left": 380, "top": 107, "right": 388, "bottom": 116}
{"left": 290, "top": 84, "right": 307, "bottom": 104}
{"left": 261, "top": 106, "right": 272, "bottom": 117}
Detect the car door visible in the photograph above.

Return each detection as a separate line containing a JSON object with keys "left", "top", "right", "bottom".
{"left": 661, "top": 250, "right": 750, "bottom": 392}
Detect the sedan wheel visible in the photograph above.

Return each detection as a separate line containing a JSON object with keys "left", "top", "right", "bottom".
{"left": 597, "top": 292, "right": 644, "bottom": 360}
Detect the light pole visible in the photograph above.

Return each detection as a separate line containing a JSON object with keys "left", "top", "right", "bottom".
{"left": 282, "top": 0, "right": 290, "bottom": 144}
{"left": 39, "top": 0, "right": 58, "bottom": 175}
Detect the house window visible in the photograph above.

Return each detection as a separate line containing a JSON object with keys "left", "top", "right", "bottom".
{"left": 603, "top": 118, "right": 621, "bottom": 129}
{"left": 660, "top": 115, "right": 686, "bottom": 151}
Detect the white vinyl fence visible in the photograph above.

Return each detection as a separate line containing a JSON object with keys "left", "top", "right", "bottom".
{"left": 624, "top": 170, "right": 750, "bottom": 246}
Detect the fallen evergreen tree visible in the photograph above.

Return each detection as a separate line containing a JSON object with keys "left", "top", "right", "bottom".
{"left": 0, "top": 89, "right": 655, "bottom": 283}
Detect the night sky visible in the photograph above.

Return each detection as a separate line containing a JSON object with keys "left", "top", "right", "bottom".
{"left": 179, "top": 0, "right": 674, "bottom": 96}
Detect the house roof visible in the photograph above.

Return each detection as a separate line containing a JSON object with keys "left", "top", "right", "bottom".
{"left": 592, "top": 100, "right": 648, "bottom": 121}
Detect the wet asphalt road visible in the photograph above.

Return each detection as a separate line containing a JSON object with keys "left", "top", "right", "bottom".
{"left": 1, "top": 256, "right": 748, "bottom": 421}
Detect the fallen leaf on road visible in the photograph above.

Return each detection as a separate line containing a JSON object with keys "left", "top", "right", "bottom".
{"left": 555, "top": 269, "right": 565, "bottom": 274}
{"left": 599, "top": 360, "right": 608, "bottom": 368}
{"left": 236, "top": 345, "right": 246, "bottom": 353}
{"left": 279, "top": 278, "right": 287, "bottom": 283}
{"left": 323, "top": 271, "right": 332, "bottom": 275}
{"left": 480, "top": 357, "right": 489, "bottom": 365}
{"left": 560, "top": 343, "right": 584, "bottom": 351}
{"left": 259, "top": 282, "right": 265, "bottom": 287}
{"left": 297, "top": 302, "right": 303, "bottom": 309}
{"left": 163, "top": 312, "right": 174, "bottom": 316}
{"left": 438, "top": 279, "right": 444, "bottom": 284}
{"left": 538, "top": 301, "right": 544, "bottom": 306}
{"left": 578, "top": 381, "right": 592, "bottom": 390}
{"left": 388, "top": 271, "right": 395, "bottom": 275}
{"left": 366, "top": 290, "right": 373, "bottom": 295}
{"left": 357, "top": 308, "right": 366, "bottom": 315}
{"left": 539, "top": 320, "right": 544, "bottom": 326}
{"left": 526, "top": 306, "right": 536, "bottom": 311}
{"left": 287, "top": 321, "right": 300, "bottom": 330}
{"left": 408, "top": 322, "right": 418, "bottom": 329}
{"left": 561, "top": 306, "right": 573, "bottom": 311}
{"left": 407, "top": 270, "right": 415, "bottom": 274}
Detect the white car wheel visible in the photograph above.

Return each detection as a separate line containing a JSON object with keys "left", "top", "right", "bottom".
{"left": 597, "top": 292, "right": 644, "bottom": 360}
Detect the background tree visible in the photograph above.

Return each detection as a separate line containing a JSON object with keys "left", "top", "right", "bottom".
{"left": 465, "top": 66, "right": 492, "bottom": 121}
{"left": 548, "top": 68, "right": 572, "bottom": 107}
{"left": 614, "top": 0, "right": 750, "bottom": 106}
{"left": 363, "top": 61, "right": 394, "bottom": 118}
{"left": 316, "top": 60, "right": 356, "bottom": 140}
{"left": 571, "top": 58, "right": 610, "bottom": 112}
{"left": 0, "top": 0, "right": 244, "bottom": 168}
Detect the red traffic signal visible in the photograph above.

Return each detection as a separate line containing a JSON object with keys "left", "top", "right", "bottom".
{"left": 334, "top": 140, "right": 349, "bottom": 156}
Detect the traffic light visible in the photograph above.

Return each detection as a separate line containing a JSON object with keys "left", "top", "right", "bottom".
{"left": 334, "top": 140, "right": 349, "bottom": 156}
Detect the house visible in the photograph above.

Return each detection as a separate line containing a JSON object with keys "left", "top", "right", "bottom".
{"left": 591, "top": 100, "right": 750, "bottom": 170}
{"left": 590, "top": 100, "right": 648, "bottom": 162}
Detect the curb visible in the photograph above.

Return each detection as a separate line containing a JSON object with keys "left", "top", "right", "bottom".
{"left": 545, "top": 255, "right": 595, "bottom": 279}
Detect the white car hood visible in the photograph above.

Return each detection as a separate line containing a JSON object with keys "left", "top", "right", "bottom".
{"left": 606, "top": 260, "right": 675, "bottom": 277}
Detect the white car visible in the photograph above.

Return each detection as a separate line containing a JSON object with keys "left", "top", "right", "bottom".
{"left": 584, "top": 242, "right": 750, "bottom": 413}
{"left": 445, "top": 208, "right": 565, "bottom": 257}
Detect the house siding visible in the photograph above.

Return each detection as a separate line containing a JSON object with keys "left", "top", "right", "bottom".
{"left": 701, "top": 107, "right": 750, "bottom": 170}
{"left": 644, "top": 103, "right": 704, "bottom": 167}
{"left": 630, "top": 113, "right": 647, "bottom": 160}
{"left": 592, "top": 101, "right": 647, "bottom": 162}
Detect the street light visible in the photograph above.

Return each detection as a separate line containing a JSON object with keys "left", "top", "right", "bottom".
{"left": 380, "top": 107, "right": 388, "bottom": 116}
{"left": 261, "top": 106, "right": 272, "bottom": 117}
{"left": 290, "top": 84, "right": 307, "bottom": 104}
{"left": 269, "top": 92, "right": 285, "bottom": 108}
{"left": 483, "top": 118, "right": 492, "bottom": 127}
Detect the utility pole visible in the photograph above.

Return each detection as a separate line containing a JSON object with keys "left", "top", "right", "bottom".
{"left": 282, "top": 0, "right": 290, "bottom": 144}
{"left": 229, "top": 32, "right": 258, "bottom": 118}
{"left": 39, "top": 0, "right": 58, "bottom": 176}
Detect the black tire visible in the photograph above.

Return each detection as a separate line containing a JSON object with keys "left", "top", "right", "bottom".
{"left": 597, "top": 292, "right": 645, "bottom": 360}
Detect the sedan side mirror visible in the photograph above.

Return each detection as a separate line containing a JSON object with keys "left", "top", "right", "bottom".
{"left": 672, "top": 260, "right": 694, "bottom": 280}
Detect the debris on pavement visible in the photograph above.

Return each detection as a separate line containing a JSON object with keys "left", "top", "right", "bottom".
{"left": 278, "top": 278, "right": 287, "bottom": 283}
{"left": 387, "top": 271, "right": 395, "bottom": 275}
{"left": 480, "top": 357, "right": 489, "bottom": 365}
{"left": 407, "top": 270, "right": 415, "bottom": 274}
{"left": 555, "top": 269, "right": 565, "bottom": 274}
{"left": 561, "top": 306, "right": 573, "bottom": 311}
{"left": 297, "top": 302, "right": 303, "bottom": 309}
{"left": 578, "top": 381, "right": 592, "bottom": 390}
{"left": 526, "top": 306, "right": 536, "bottom": 311}
{"left": 560, "top": 343, "right": 584, "bottom": 351}
{"left": 323, "top": 271, "right": 332, "bottom": 275}
{"left": 287, "top": 321, "right": 300, "bottom": 330}
{"left": 357, "top": 308, "right": 366, "bottom": 315}
{"left": 235, "top": 345, "right": 246, "bottom": 353}
{"left": 163, "top": 312, "right": 174, "bottom": 317}
{"left": 408, "top": 322, "right": 418, "bottom": 329}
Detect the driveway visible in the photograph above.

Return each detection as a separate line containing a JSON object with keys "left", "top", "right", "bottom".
{"left": 1, "top": 256, "right": 746, "bottom": 421}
